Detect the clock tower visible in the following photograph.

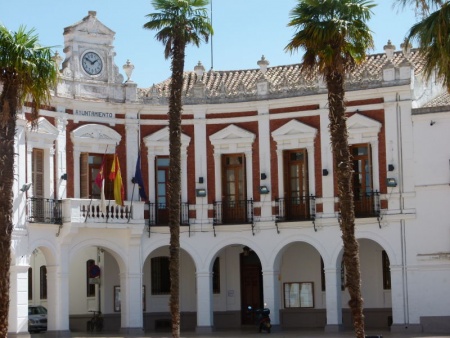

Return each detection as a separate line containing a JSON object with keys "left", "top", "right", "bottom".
{"left": 57, "top": 11, "right": 136, "bottom": 102}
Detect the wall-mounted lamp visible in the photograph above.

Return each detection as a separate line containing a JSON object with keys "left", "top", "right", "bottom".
{"left": 196, "top": 188, "right": 207, "bottom": 197}
{"left": 322, "top": 169, "right": 329, "bottom": 176}
{"left": 242, "top": 246, "right": 250, "bottom": 256}
{"left": 387, "top": 178, "right": 397, "bottom": 187}
{"left": 20, "top": 183, "right": 32, "bottom": 192}
{"left": 388, "top": 164, "right": 395, "bottom": 172}
{"left": 260, "top": 173, "right": 267, "bottom": 180}
{"left": 259, "top": 185, "right": 270, "bottom": 194}
{"left": 61, "top": 173, "right": 68, "bottom": 180}
{"left": 198, "top": 177, "right": 204, "bottom": 184}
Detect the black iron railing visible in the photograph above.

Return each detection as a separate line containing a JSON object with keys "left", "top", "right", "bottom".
{"left": 353, "top": 191, "right": 380, "bottom": 218}
{"left": 213, "top": 199, "right": 254, "bottom": 225}
{"left": 276, "top": 195, "right": 316, "bottom": 222}
{"left": 26, "top": 197, "right": 62, "bottom": 225}
{"left": 146, "top": 202, "right": 190, "bottom": 226}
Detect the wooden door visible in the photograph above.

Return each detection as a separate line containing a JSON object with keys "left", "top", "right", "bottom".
{"left": 240, "top": 250, "right": 263, "bottom": 325}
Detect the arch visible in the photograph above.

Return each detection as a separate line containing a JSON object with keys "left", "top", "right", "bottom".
{"left": 329, "top": 230, "right": 398, "bottom": 268}
{"left": 269, "top": 233, "right": 333, "bottom": 271}
{"left": 69, "top": 238, "right": 127, "bottom": 272}
{"left": 28, "top": 239, "right": 59, "bottom": 266}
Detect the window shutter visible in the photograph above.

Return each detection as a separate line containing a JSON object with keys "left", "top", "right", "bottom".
{"left": 32, "top": 149, "right": 44, "bottom": 197}
{"left": 80, "top": 153, "right": 89, "bottom": 198}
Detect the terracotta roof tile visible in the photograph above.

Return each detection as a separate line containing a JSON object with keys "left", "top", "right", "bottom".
{"left": 138, "top": 49, "right": 426, "bottom": 101}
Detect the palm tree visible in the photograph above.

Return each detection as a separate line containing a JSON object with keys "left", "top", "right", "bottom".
{"left": 0, "top": 25, "right": 58, "bottom": 336}
{"left": 395, "top": 0, "right": 450, "bottom": 90}
{"left": 143, "top": 1, "right": 212, "bottom": 336}
{"left": 285, "top": 1, "right": 375, "bottom": 337}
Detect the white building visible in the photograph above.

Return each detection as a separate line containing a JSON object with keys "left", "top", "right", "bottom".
{"left": 8, "top": 11, "right": 450, "bottom": 335}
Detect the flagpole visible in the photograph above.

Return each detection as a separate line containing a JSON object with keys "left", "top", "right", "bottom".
{"left": 128, "top": 181, "right": 136, "bottom": 223}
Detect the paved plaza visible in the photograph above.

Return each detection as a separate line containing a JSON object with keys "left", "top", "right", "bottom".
{"left": 27, "top": 329, "right": 450, "bottom": 338}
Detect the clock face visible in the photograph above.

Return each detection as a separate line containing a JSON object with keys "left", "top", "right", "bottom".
{"left": 81, "top": 51, "right": 103, "bottom": 75}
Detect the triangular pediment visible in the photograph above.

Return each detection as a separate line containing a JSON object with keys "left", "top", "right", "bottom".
{"left": 64, "top": 11, "right": 115, "bottom": 39}
{"left": 144, "top": 127, "right": 191, "bottom": 148}
{"left": 272, "top": 120, "right": 317, "bottom": 140}
{"left": 210, "top": 124, "right": 255, "bottom": 144}
{"left": 347, "top": 113, "right": 381, "bottom": 134}
{"left": 27, "top": 117, "right": 58, "bottom": 144}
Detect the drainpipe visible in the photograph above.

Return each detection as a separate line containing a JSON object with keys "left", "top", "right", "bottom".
{"left": 396, "top": 94, "right": 409, "bottom": 327}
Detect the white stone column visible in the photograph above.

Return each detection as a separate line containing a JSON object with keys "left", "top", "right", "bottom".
{"left": 181, "top": 147, "right": 189, "bottom": 203}
{"left": 262, "top": 269, "right": 280, "bottom": 326}
{"left": 147, "top": 154, "right": 156, "bottom": 202}
{"left": 196, "top": 271, "right": 213, "bottom": 332}
{"left": 390, "top": 265, "right": 406, "bottom": 327}
{"left": 73, "top": 149, "right": 81, "bottom": 198}
{"left": 120, "top": 241, "right": 143, "bottom": 333}
{"left": 46, "top": 265, "right": 58, "bottom": 331}
{"left": 125, "top": 119, "right": 139, "bottom": 201}
{"left": 324, "top": 267, "right": 343, "bottom": 331}
{"left": 56, "top": 114, "right": 68, "bottom": 199}
{"left": 26, "top": 147, "right": 34, "bottom": 198}
{"left": 257, "top": 107, "right": 272, "bottom": 219}
{"left": 8, "top": 265, "right": 29, "bottom": 334}
{"left": 320, "top": 110, "right": 334, "bottom": 215}
{"left": 371, "top": 139, "right": 380, "bottom": 192}
{"left": 49, "top": 146, "right": 56, "bottom": 199}
{"left": 245, "top": 150, "right": 253, "bottom": 199}
{"left": 54, "top": 245, "right": 70, "bottom": 333}
{"left": 213, "top": 153, "right": 221, "bottom": 201}
{"left": 193, "top": 110, "right": 208, "bottom": 222}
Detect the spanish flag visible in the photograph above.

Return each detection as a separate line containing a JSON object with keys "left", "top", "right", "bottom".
{"left": 109, "top": 151, "right": 124, "bottom": 206}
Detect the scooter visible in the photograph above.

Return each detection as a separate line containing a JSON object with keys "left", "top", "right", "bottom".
{"left": 247, "top": 305, "right": 271, "bottom": 333}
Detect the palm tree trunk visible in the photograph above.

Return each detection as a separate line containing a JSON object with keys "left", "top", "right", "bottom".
{"left": 0, "top": 82, "right": 18, "bottom": 337}
{"left": 168, "top": 39, "right": 185, "bottom": 338}
{"left": 326, "top": 70, "right": 365, "bottom": 338}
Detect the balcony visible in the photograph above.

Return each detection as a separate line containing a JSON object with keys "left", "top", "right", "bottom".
{"left": 354, "top": 191, "right": 380, "bottom": 218}
{"left": 276, "top": 195, "right": 316, "bottom": 222}
{"left": 26, "top": 197, "right": 63, "bottom": 225}
{"left": 213, "top": 199, "right": 254, "bottom": 225}
{"left": 27, "top": 197, "right": 144, "bottom": 225}
{"left": 147, "top": 202, "right": 190, "bottom": 226}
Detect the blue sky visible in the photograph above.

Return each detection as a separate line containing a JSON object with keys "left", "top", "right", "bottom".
{"left": 1, "top": 1, "right": 419, "bottom": 88}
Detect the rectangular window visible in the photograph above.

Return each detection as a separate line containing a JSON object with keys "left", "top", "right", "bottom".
{"left": 40, "top": 266, "right": 47, "bottom": 300}
{"left": 86, "top": 260, "right": 96, "bottom": 297}
{"left": 213, "top": 257, "right": 220, "bottom": 294}
{"left": 283, "top": 149, "right": 309, "bottom": 220}
{"left": 351, "top": 144, "right": 375, "bottom": 217}
{"left": 151, "top": 257, "right": 171, "bottom": 295}
{"left": 155, "top": 157, "right": 170, "bottom": 224}
{"left": 28, "top": 268, "right": 33, "bottom": 300}
{"left": 221, "top": 154, "right": 247, "bottom": 224}
{"left": 284, "top": 282, "right": 314, "bottom": 308}
{"left": 32, "top": 149, "right": 44, "bottom": 197}
{"left": 382, "top": 250, "right": 391, "bottom": 290}
{"left": 80, "top": 153, "right": 114, "bottom": 199}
